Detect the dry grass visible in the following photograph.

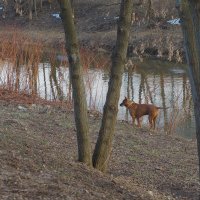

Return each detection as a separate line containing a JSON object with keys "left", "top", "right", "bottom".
{"left": 0, "top": 29, "right": 109, "bottom": 105}
{"left": 0, "top": 99, "right": 199, "bottom": 200}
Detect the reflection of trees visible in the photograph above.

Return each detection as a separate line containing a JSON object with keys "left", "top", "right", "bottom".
{"left": 182, "top": 75, "right": 193, "bottom": 121}
{"left": 130, "top": 71, "right": 134, "bottom": 99}
{"left": 170, "top": 74, "right": 175, "bottom": 109}
{"left": 126, "top": 67, "right": 135, "bottom": 121}
{"left": 127, "top": 69, "right": 131, "bottom": 99}
{"left": 15, "top": 57, "right": 20, "bottom": 92}
{"left": 27, "top": 63, "right": 38, "bottom": 96}
{"left": 138, "top": 71, "right": 153, "bottom": 104}
{"left": 48, "top": 50, "right": 64, "bottom": 101}
{"left": 144, "top": 75, "right": 153, "bottom": 104}
{"left": 139, "top": 72, "right": 145, "bottom": 103}
{"left": 167, "top": 72, "right": 194, "bottom": 134}
{"left": 32, "top": 63, "right": 38, "bottom": 96}
{"left": 182, "top": 74, "right": 187, "bottom": 108}
{"left": 124, "top": 65, "right": 192, "bottom": 131}
{"left": 67, "top": 78, "right": 72, "bottom": 103}
{"left": 160, "top": 72, "right": 168, "bottom": 130}
{"left": 125, "top": 64, "right": 194, "bottom": 131}
{"left": 42, "top": 64, "right": 47, "bottom": 100}
{"left": 6, "top": 45, "right": 194, "bottom": 135}
{"left": 126, "top": 67, "right": 135, "bottom": 99}
{"left": 49, "top": 70, "right": 56, "bottom": 100}
{"left": 50, "top": 64, "right": 63, "bottom": 101}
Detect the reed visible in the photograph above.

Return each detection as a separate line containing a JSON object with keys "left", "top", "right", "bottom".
{"left": 164, "top": 90, "right": 192, "bottom": 135}
{"left": 0, "top": 28, "right": 43, "bottom": 92}
{"left": 0, "top": 28, "right": 110, "bottom": 109}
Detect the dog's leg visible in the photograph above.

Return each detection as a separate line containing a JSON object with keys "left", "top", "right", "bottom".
{"left": 136, "top": 118, "right": 141, "bottom": 128}
{"left": 148, "top": 116, "right": 153, "bottom": 129}
{"left": 153, "top": 116, "right": 157, "bottom": 130}
{"left": 152, "top": 111, "right": 159, "bottom": 130}
{"left": 132, "top": 116, "right": 136, "bottom": 128}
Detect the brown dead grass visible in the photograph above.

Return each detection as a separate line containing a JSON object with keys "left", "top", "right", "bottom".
{"left": 0, "top": 96, "right": 199, "bottom": 200}
{"left": 0, "top": 0, "right": 183, "bottom": 56}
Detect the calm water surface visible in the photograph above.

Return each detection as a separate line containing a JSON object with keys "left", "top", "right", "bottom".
{"left": 0, "top": 58, "right": 195, "bottom": 139}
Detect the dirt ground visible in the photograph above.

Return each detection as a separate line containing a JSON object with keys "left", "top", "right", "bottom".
{"left": 0, "top": 91, "right": 199, "bottom": 200}
{"left": 0, "top": 1, "right": 199, "bottom": 200}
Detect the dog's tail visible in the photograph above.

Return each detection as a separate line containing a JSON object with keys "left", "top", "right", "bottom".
{"left": 156, "top": 106, "right": 170, "bottom": 109}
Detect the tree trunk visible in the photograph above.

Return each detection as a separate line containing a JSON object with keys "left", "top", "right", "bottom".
{"left": 92, "top": 0, "right": 133, "bottom": 172}
{"left": 145, "top": 0, "right": 153, "bottom": 26}
{"left": 28, "top": 0, "right": 33, "bottom": 20}
{"left": 34, "top": 0, "right": 37, "bottom": 17}
{"left": 177, "top": 0, "right": 200, "bottom": 178}
{"left": 58, "top": 0, "right": 92, "bottom": 167}
{"left": 2, "top": 0, "right": 8, "bottom": 18}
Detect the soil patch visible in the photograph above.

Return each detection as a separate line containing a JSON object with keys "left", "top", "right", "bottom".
{"left": 0, "top": 96, "right": 199, "bottom": 200}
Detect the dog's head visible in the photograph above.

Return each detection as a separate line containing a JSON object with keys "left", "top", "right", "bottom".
{"left": 120, "top": 97, "right": 134, "bottom": 107}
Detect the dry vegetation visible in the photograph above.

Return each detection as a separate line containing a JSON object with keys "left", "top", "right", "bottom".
{"left": 0, "top": 97, "right": 199, "bottom": 200}
{"left": 0, "top": 0, "right": 184, "bottom": 62}
{"left": 0, "top": 0, "right": 199, "bottom": 200}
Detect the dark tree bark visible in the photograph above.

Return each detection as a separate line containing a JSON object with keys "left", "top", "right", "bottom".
{"left": 2, "top": 0, "right": 8, "bottom": 18}
{"left": 92, "top": 0, "right": 133, "bottom": 172}
{"left": 28, "top": 0, "right": 33, "bottom": 20}
{"left": 177, "top": 0, "right": 200, "bottom": 178}
{"left": 145, "top": 0, "right": 154, "bottom": 26}
{"left": 58, "top": 0, "right": 133, "bottom": 172}
{"left": 58, "top": 0, "right": 92, "bottom": 167}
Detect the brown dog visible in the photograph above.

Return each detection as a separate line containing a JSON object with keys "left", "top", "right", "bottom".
{"left": 120, "top": 97, "right": 166, "bottom": 129}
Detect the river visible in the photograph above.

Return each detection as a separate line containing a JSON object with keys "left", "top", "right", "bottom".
{"left": 0, "top": 57, "right": 195, "bottom": 139}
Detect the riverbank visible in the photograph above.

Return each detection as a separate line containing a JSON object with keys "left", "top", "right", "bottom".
{"left": 0, "top": 0, "right": 184, "bottom": 62}
{"left": 0, "top": 96, "right": 199, "bottom": 199}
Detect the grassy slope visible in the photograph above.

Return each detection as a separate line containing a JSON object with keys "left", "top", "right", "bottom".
{"left": 0, "top": 99, "right": 199, "bottom": 200}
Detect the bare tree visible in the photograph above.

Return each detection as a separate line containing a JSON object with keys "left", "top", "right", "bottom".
{"left": 145, "top": 0, "right": 153, "bottom": 23}
{"left": 92, "top": 0, "right": 133, "bottom": 172}
{"left": 13, "top": 0, "right": 52, "bottom": 19}
{"left": 58, "top": 0, "right": 133, "bottom": 171}
{"left": 58, "top": 0, "right": 92, "bottom": 167}
{"left": 28, "top": 0, "right": 33, "bottom": 20}
{"left": 2, "top": 0, "right": 8, "bottom": 18}
{"left": 177, "top": 0, "right": 200, "bottom": 178}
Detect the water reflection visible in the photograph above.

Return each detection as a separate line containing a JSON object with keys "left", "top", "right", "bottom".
{"left": 0, "top": 59, "right": 195, "bottom": 138}
{"left": 121, "top": 60, "right": 194, "bottom": 138}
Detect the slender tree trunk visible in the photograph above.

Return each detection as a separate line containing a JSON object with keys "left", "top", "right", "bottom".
{"left": 28, "top": 0, "right": 33, "bottom": 20}
{"left": 92, "top": 0, "right": 133, "bottom": 172}
{"left": 177, "top": 0, "right": 200, "bottom": 178}
{"left": 34, "top": 0, "right": 37, "bottom": 17}
{"left": 2, "top": 0, "right": 8, "bottom": 18}
{"left": 50, "top": 64, "right": 63, "bottom": 101}
{"left": 58, "top": 0, "right": 92, "bottom": 166}
{"left": 145, "top": 0, "right": 153, "bottom": 26}
{"left": 139, "top": 72, "right": 145, "bottom": 104}
{"left": 160, "top": 73, "right": 168, "bottom": 131}
{"left": 42, "top": 64, "right": 47, "bottom": 100}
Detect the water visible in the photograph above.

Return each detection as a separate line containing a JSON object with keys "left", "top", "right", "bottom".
{"left": 120, "top": 60, "right": 195, "bottom": 138}
{"left": 0, "top": 58, "right": 196, "bottom": 139}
